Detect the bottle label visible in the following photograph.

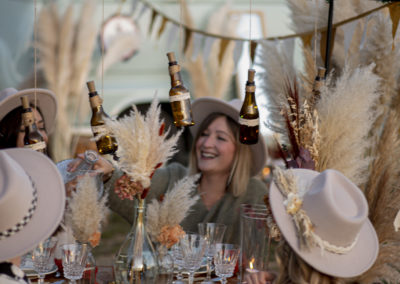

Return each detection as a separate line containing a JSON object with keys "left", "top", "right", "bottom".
{"left": 92, "top": 125, "right": 107, "bottom": 134}
{"left": 24, "top": 141, "right": 46, "bottom": 151}
{"left": 245, "top": 85, "right": 256, "bottom": 92}
{"left": 89, "top": 95, "right": 103, "bottom": 108}
{"left": 239, "top": 117, "right": 259, "bottom": 127}
{"left": 168, "top": 65, "right": 180, "bottom": 74}
{"left": 22, "top": 112, "right": 34, "bottom": 126}
{"left": 169, "top": 92, "right": 191, "bottom": 103}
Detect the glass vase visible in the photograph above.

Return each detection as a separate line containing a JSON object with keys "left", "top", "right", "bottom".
{"left": 114, "top": 199, "right": 158, "bottom": 284}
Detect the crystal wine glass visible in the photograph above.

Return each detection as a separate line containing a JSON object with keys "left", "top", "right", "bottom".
{"left": 198, "top": 223, "right": 227, "bottom": 283}
{"left": 171, "top": 244, "right": 185, "bottom": 284}
{"left": 179, "top": 234, "right": 207, "bottom": 284}
{"left": 61, "top": 243, "right": 89, "bottom": 284}
{"left": 214, "top": 243, "right": 240, "bottom": 284}
{"left": 31, "top": 237, "right": 58, "bottom": 284}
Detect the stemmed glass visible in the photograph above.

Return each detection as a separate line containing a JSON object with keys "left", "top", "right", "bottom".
{"left": 198, "top": 223, "right": 227, "bottom": 283}
{"left": 31, "top": 237, "right": 58, "bottom": 284}
{"left": 179, "top": 233, "right": 207, "bottom": 284}
{"left": 171, "top": 244, "right": 185, "bottom": 284}
{"left": 61, "top": 243, "right": 90, "bottom": 284}
{"left": 214, "top": 243, "right": 240, "bottom": 284}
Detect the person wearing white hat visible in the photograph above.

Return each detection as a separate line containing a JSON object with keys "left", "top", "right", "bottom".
{"left": 0, "top": 148, "right": 66, "bottom": 283}
{"left": 106, "top": 97, "right": 268, "bottom": 245}
{"left": 0, "top": 88, "right": 57, "bottom": 151}
{"left": 257, "top": 168, "right": 379, "bottom": 283}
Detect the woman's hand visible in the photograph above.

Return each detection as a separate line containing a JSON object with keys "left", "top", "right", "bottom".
{"left": 67, "top": 152, "right": 114, "bottom": 182}
{"left": 243, "top": 271, "right": 275, "bottom": 284}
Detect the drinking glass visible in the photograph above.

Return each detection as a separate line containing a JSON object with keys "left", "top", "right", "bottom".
{"left": 179, "top": 234, "right": 207, "bottom": 284}
{"left": 31, "top": 237, "right": 58, "bottom": 284}
{"left": 61, "top": 243, "right": 90, "bottom": 284}
{"left": 171, "top": 244, "right": 185, "bottom": 284}
{"left": 214, "top": 243, "right": 240, "bottom": 284}
{"left": 198, "top": 223, "right": 227, "bottom": 283}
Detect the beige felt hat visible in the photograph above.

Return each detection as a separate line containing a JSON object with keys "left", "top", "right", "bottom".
{"left": 269, "top": 168, "right": 379, "bottom": 278}
{"left": 0, "top": 148, "right": 65, "bottom": 261}
{"left": 0, "top": 88, "right": 57, "bottom": 134}
{"left": 190, "top": 97, "right": 266, "bottom": 176}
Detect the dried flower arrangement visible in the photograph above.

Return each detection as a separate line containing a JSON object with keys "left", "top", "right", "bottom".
{"left": 104, "top": 96, "right": 182, "bottom": 201}
{"left": 258, "top": 2, "right": 400, "bottom": 282}
{"left": 146, "top": 174, "right": 200, "bottom": 251}
{"left": 65, "top": 173, "right": 109, "bottom": 247}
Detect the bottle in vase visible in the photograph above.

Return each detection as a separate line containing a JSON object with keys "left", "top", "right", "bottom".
{"left": 239, "top": 69, "right": 259, "bottom": 145}
{"left": 166, "top": 52, "right": 195, "bottom": 127}
{"left": 20, "top": 96, "right": 47, "bottom": 154}
{"left": 87, "top": 81, "right": 118, "bottom": 156}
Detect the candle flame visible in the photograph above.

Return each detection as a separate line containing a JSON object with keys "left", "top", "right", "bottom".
{"left": 249, "top": 258, "right": 255, "bottom": 270}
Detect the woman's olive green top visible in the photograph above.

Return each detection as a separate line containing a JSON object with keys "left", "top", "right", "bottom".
{"left": 105, "top": 162, "right": 268, "bottom": 245}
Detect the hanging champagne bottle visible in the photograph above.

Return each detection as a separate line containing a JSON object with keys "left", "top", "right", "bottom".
{"left": 87, "top": 81, "right": 118, "bottom": 156}
{"left": 166, "top": 52, "right": 195, "bottom": 127}
{"left": 310, "top": 67, "right": 326, "bottom": 108}
{"left": 239, "top": 69, "right": 259, "bottom": 145}
{"left": 20, "top": 96, "right": 47, "bottom": 154}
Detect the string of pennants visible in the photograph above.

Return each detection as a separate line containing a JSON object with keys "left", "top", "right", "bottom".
{"left": 129, "top": 0, "right": 399, "bottom": 66}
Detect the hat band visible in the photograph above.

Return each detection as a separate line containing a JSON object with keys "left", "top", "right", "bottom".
{"left": 0, "top": 177, "right": 38, "bottom": 240}
{"left": 274, "top": 168, "right": 359, "bottom": 255}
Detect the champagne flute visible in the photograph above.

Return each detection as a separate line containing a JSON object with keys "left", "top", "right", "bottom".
{"left": 31, "top": 237, "right": 58, "bottom": 284}
{"left": 214, "top": 243, "right": 240, "bottom": 284}
{"left": 198, "top": 223, "right": 227, "bottom": 283}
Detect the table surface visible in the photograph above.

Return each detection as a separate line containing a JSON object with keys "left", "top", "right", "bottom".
{"left": 28, "top": 266, "right": 240, "bottom": 283}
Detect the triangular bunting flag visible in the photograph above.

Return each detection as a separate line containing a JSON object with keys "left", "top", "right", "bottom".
{"left": 148, "top": 10, "right": 158, "bottom": 36}
{"left": 218, "top": 39, "right": 230, "bottom": 65}
{"left": 342, "top": 20, "right": 358, "bottom": 56}
{"left": 166, "top": 23, "right": 179, "bottom": 51}
{"left": 232, "top": 40, "right": 244, "bottom": 71}
{"left": 320, "top": 28, "right": 336, "bottom": 67}
{"left": 389, "top": 3, "right": 400, "bottom": 39}
{"left": 157, "top": 17, "right": 168, "bottom": 39}
{"left": 191, "top": 33, "right": 203, "bottom": 61}
{"left": 203, "top": 36, "right": 216, "bottom": 63}
{"left": 183, "top": 28, "right": 192, "bottom": 54}
{"left": 250, "top": 41, "right": 258, "bottom": 64}
{"left": 300, "top": 33, "right": 313, "bottom": 48}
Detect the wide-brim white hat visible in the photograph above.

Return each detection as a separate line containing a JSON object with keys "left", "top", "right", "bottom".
{"left": 190, "top": 97, "right": 266, "bottom": 177}
{"left": 0, "top": 148, "right": 65, "bottom": 261}
{"left": 0, "top": 88, "right": 57, "bottom": 134}
{"left": 269, "top": 168, "right": 379, "bottom": 278}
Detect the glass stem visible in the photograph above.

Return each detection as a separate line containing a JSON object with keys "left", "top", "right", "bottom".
{"left": 177, "top": 267, "right": 183, "bottom": 280}
{"left": 206, "top": 256, "right": 212, "bottom": 280}
{"left": 37, "top": 275, "right": 44, "bottom": 284}
{"left": 220, "top": 278, "right": 227, "bottom": 284}
{"left": 188, "top": 272, "right": 194, "bottom": 284}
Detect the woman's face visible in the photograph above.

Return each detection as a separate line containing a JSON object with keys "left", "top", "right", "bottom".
{"left": 16, "top": 108, "right": 48, "bottom": 147}
{"left": 195, "top": 116, "right": 236, "bottom": 176}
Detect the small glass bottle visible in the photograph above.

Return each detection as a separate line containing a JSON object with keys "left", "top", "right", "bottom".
{"left": 239, "top": 69, "right": 259, "bottom": 145}
{"left": 87, "top": 81, "right": 118, "bottom": 155}
{"left": 167, "top": 52, "right": 195, "bottom": 127}
{"left": 64, "top": 150, "right": 99, "bottom": 183}
{"left": 20, "top": 96, "right": 47, "bottom": 154}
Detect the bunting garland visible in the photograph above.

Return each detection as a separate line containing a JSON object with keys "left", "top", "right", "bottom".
{"left": 131, "top": 0, "right": 397, "bottom": 67}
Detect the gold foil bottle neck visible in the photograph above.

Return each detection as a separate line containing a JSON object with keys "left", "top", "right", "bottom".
{"left": 87, "top": 81, "right": 96, "bottom": 93}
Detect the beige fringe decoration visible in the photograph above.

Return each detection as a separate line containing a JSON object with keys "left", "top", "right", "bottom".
{"left": 104, "top": 96, "right": 182, "bottom": 189}
{"left": 65, "top": 174, "right": 109, "bottom": 247}
{"left": 37, "top": 0, "right": 97, "bottom": 162}
{"left": 146, "top": 174, "right": 200, "bottom": 247}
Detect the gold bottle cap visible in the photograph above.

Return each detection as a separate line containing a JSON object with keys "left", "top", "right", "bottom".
{"left": 317, "top": 67, "right": 326, "bottom": 78}
{"left": 247, "top": 69, "right": 256, "bottom": 83}
{"left": 87, "top": 81, "right": 96, "bottom": 93}
{"left": 21, "top": 96, "right": 30, "bottom": 109}
{"left": 167, "top": 52, "right": 176, "bottom": 62}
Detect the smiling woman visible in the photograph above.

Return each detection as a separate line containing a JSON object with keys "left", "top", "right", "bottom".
{"left": 105, "top": 97, "right": 268, "bottom": 245}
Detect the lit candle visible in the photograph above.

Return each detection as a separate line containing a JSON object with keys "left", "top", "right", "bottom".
{"left": 246, "top": 259, "right": 259, "bottom": 273}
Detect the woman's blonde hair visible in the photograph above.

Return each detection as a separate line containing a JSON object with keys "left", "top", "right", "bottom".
{"left": 188, "top": 113, "right": 252, "bottom": 197}
{"left": 275, "top": 240, "right": 347, "bottom": 284}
